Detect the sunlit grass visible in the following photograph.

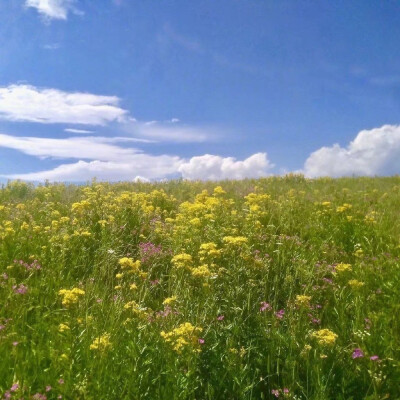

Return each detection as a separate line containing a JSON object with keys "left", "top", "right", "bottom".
{"left": 0, "top": 176, "right": 399, "bottom": 399}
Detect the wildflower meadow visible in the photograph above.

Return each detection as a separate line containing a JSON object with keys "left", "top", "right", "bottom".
{"left": 0, "top": 176, "right": 399, "bottom": 399}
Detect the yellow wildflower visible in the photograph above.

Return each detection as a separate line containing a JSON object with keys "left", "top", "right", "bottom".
{"left": 312, "top": 329, "right": 338, "bottom": 346}
{"left": 213, "top": 186, "right": 226, "bottom": 196}
{"left": 348, "top": 279, "right": 364, "bottom": 288}
{"left": 90, "top": 333, "right": 112, "bottom": 352}
{"left": 335, "top": 263, "right": 352, "bottom": 273}
{"left": 336, "top": 203, "right": 352, "bottom": 213}
{"left": 191, "top": 265, "right": 211, "bottom": 278}
{"left": 58, "top": 288, "right": 85, "bottom": 307}
{"left": 161, "top": 322, "right": 203, "bottom": 353}
{"left": 171, "top": 253, "right": 193, "bottom": 269}
{"left": 58, "top": 323, "right": 70, "bottom": 333}
{"left": 295, "top": 295, "right": 311, "bottom": 307}
{"left": 163, "top": 296, "right": 177, "bottom": 305}
{"left": 119, "top": 258, "right": 141, "bottom": 273}
{"left": 223, "top": 236, "right": 248, "bottom": 246}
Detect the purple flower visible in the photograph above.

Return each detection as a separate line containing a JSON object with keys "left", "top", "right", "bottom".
{"left": 4, "top": 391, "right": 11, "bottom": 399}
{"left": 139, "top": 242, "right": 163, "bottom": 263}
{"left": 271, "top": 389, "right": 280, "bottom": 398}
{"left": 10, "top": 383, "right": 19, "bottom": 392}
{"left": 283, "top": 388, "right": 289, "bottom": 394}
{"left": 58, "top": 379, "right": 64, "bottom": 385}
{"left": 12, "top": 284, "right": 28, "bottom": 295}
{"left": 370, "top": 355, "right": 379, "bottom": 361}
{"left": 45, "top": 386, "right": 52, "bottom": 392}
{"left": 352, "top": 348, "right": 364, "bottom": 359}
{"left": 198, "top": 338, "right": 205, "bottom": 344}
{"left": 33, "top": 394, "right": 47, "bottom": 400}
{"left": 217, "top": 315, "right": 225, "bottom": 321}
{"left": 12, "top": 341, "right": 19, "bottom": 346}
{"left": 260, "top": 302, "right": 271, "bottom": 312}
{"left": 275, "top": 309, "right": 285, "bottom": 319}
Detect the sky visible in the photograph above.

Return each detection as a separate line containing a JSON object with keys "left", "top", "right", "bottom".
{"left": 0, "top": 0, "right": 400, "bottom": 182}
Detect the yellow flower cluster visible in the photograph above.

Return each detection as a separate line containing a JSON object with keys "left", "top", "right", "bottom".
{"left": 213, "top": 186, "right": 226, "bottom": 196}
{"left": 312, "top": 329, "right": 338, "bottom": 346}
{"left": 161, "top": 322, "right": 203, "bottom": 353}
{"left": 336, "top": 203, "right": 352, "bottom": 213}
{"left": 348, "top": 279, "right": 364, "bottom": 288}
{"left": 295, "top": 295, "right": 311, "bottom": 307}
{"left": 58, "top": 288, "right": 85, "bottom": 307}
{"left": 199, "top": 242, "right": 221, "bottom": 261}
{"left": 123, "top": 301, "right": 149, "bottom": 318}
{"left": 71, "top": 200, "right": 92, "bottom": 214}
{"left": 191, "top": 265, "right": 212, "bottom": 278}
{"left": 335, "top": 263, "right": 352, "bottom": 273}
{"left": 171, "top": 253, "right": 193, "bottom": 269}
{"left": 222, "top": 236, "right": 248, "bottom": 247}
{"left": 354, "top": 248, "right": 364, "bottom": 258}
{"left": 90, "top": 333, "right": 112, "bottom": 352}
{"left": 58, "top": 323, "right": 70, "bottom": 332}
{"left": 119, "top": 257, "right": 141, "bottom": 273}
{"left": 244, "top": 192, "right": 271, "bottom": 205}
{"left": 163, "top": 296, "right": 177, "bottom": 305}
{"left": 0, "top": 221, "right": 15, "bottom": 239}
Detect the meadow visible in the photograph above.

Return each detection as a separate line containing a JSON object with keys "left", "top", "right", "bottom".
{"left": 0, "top": 176, "right": 399, "bottom": 400}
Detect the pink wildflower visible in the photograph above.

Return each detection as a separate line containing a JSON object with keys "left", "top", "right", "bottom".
{"left": 352, "top": 348, "right": 364, "bottom": 359}
{"left": 260, "top": 302, "right": 271, "bottom": 312}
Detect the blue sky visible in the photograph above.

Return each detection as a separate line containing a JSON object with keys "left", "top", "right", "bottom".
{"left": 0, "top": 0, "right": 399, "bottom": 181}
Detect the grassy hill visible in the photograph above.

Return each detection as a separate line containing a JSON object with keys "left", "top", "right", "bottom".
{"left": 1, "top": 176, "right": 399, "bottom": 399}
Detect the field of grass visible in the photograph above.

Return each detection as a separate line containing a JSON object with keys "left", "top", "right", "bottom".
{"left": 0, "top": 176, "right": 399, "bottom": 399}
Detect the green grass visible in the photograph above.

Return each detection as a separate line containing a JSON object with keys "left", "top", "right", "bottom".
{"left": 0, "top": 176, "right": 399, "bottom": 399}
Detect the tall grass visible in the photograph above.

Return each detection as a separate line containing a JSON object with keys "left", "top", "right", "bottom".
{"left": 0, "top": 176, "right": 399, "bottom": 399}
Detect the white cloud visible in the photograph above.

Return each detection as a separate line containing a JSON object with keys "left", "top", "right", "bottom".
{"left": 0, "top": 85, "right": 127, "bottom": 125}
{"left": 303, "top": 125, "right": 400, "bottom": 177}
{"left": 179, "top": 153, "right": 274, "bottom": 180}
{"left": 0, "top": 84, "right": 213, "bottom": 143}
{"left": 6, "top": 152, "right": 273, "bottom": 182}
{"left": 6, "top": 157, "right": 182, "bottom": 182}
{"left": 25, "top": 0, "right": 80, "bottom": 20}
{"left": 124, "top": 120, "right": 216, "bottom": 143}
{"left": 0, "top": 131, "right": 274, "bottom": 181}
{"left": 0, "top": 134, "right": 139, "bottom": 161}
{"left": 133, "top": 176, "right": 150, "bottom": 183}
{"left": 64, "top": 128, "right": 94, "bottom": 134}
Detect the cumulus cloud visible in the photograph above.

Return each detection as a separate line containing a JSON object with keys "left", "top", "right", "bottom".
{"left": 303, "top": 125, "right": 400, "bottom": 177}
{"left": 7, "top": 152, "right": 273, "bottom": 182}
{"left": 6, "top": 157, "right": 182, "bottom": 182}
{"left": 0, "top": 85, "right": 127, "bottom": 125}
{"left": 25, "top": 0, "right": 80, "bottom": 20}
{"left": 0, "top": 131, "right": 274, "bottom": 181}
{"left": 179, "top": 153, "right": 274, "bottom": 180}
